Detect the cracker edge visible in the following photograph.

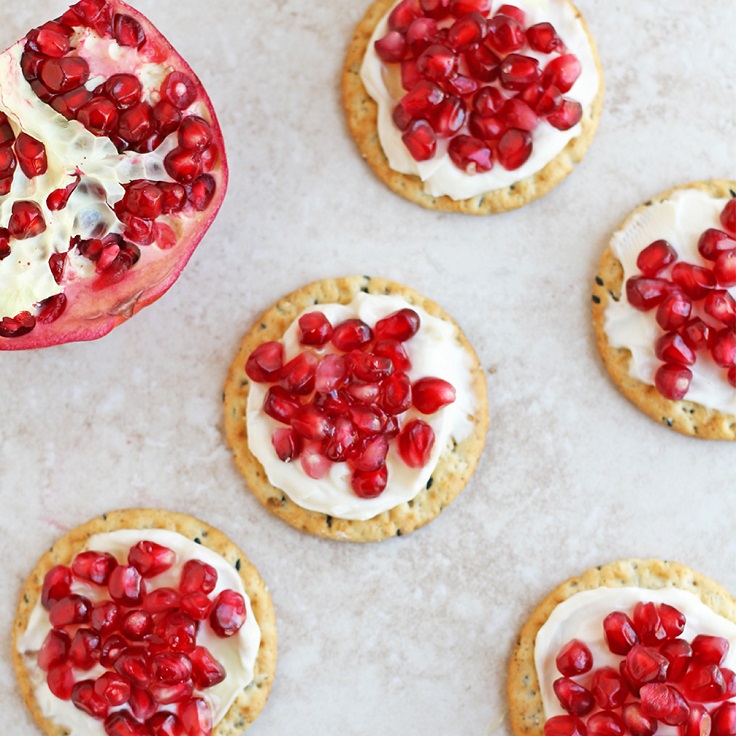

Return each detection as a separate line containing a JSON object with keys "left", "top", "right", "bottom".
{"left": 592, "top": 179, "right": 736, "bottom": 440}
{"left": 507, "top": 558, "right": 736, "bottom": 736}
{"left": 11, "top": 508, "right": 277, "bottom": 736}
{"left": 341, "top": 0, "right": 605, "bottom": 215}
{"left": 223, "top": 275, "right": 490, "bottom": 543}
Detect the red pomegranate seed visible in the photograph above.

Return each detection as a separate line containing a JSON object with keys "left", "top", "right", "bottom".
{"left": 49, "top": 594, "right": 92, "bottom": 627}
{"left": 102, "top": 74, "right": 142, "bottom": 109}
{"left": 209, "top": 589, "right": 247, "bottom": 638}
{"left": 692, "top": 634, "right": 730, "bottom": 665}
{"left": 671, "top": 262, "right": 717, "bottom": 299}
{"left": 654, "top": 363, "right": 692, "bottom": 400}
{"left": 164, "top": 147, "right": 203, "bottom": 184}
{"left": 190, "top": 646, "right": 226, "bottom": 689}
{"left": 114, "top": 647, "right": 152, "bottom": 689}
{"left": 128, "top": 687, "right": 156, "bottom": 721}
{"left": 657, "top": 603, "right": 686, "bottom": 638}
{"left": 497, "top": 128, "right": 532, "bottom": 170}
{"left": 543, "top": 715, "right": 587, "bottom": 736}
{"left": 398, "top": 419, "right": 435, "bottom": 467}
{"left": 323, "top": 416, "right": 359, "bottom": 462}
{"left": 402, "top": 118, "right": 438, "bottom": 161}
{"left": 8, "top": 200, "right": 46, "bottom": 239}
{"left": 28, "top": 21, "right": 72, "bottom": 58}
{"left": 162, "top": 71, "right": 197, "bottom": 110}
{"left": 371, "top": 308, "right": 420, "bottom": 342}
{"left": 555, "top": 639, "right": 593, "bottom": 677}
{"left": 42, "top": 565, "right": 73, "bottom": 609}
{"left": 655, "top": 332, "right": 696, "bottom": 366}
{"left": 497, "top": 4, "right": 525, "bottom": 22}
{"left": 300, "top": 444, "right": 331, "bottom": 478}
{"left": 77, "top": 98, "right": 119, "bottom": 136}
{"left": 660, "top": 638, "right": 692, "bottom": 681}
{"left": 420, "top": 0, "right": 451, "bottom": 19}
{"left": 374, "top": 30, "right": 407, "bottom": 63}
{"left": 94, "top": 672, "right": 132, "bottom": 707}
{"left": 715, "top": 250, "right": 736, "bottom": 287}
{"left": 104, "top": 710, "right": 148, "bottom": 736}
{"left": 100, "top": 634, "right": 128, "bottom": 668}
{"left": 591, "top": 667, "right": 626, "bottom": 709}
{"left": 587, "top": 711, "right": 625, "bottom": 736}
{"left": 637, "top": 240, "right": 677, "bottom": 276}
{"left": 91, "top": 602, "right": 121, "bottom": 635}
{"left": 543, "top": 54, "right": 582, "bottom": 93}
{"left": 180, "top": 591, "right": 213, "bottom": 621}
{"left": 412, "top": 377, "right": 456, "bottom": 414}
{"left": 448, "top": 135, "right": 493, "bottom": 173}
{"left": 388, "top": 0, "right": 422, "bottom": 32}
{"left": 392, "top": 102, "right": 413, "bottom": 131}
{"left": 553, "top": 677, "right": 594, "bottom": 716}
{"left": 113, "top": 13, "right": 145, "bottom": 47}
{"left": 38, "top": 629, "right": 70, "bottom": 671}
{"left": 407, "top": 17, "right": 439, "bottom": 55}
{"left": 128, "top": 540, "right": 176, "bottom": 578}
{"left": 108, "top": 565, "right": 145, "bottom": 607}
{"left": 535, "top": 85, "right": 563, "bottom": 117}
{"left": 151, "top": 652, "right": 193, "bottom": 685}
{"left": 47, "top": 664, "right": 74, "bottom": 701}
{"left": 40, "top": 56, "right": 89, "bottom": 95}
{"left": 705, "top": 290, "right": 736, "bottom": 327}
{"left": 71, "top": 679, "right": 110, "bottom": 718}
{"left": 430, "top": 95, "right": 467, "bottom": 137}
{"left": 632, "top": 602, "right": 667, "bottom": 645}
{"left": 464, "top": 43, "right": 500, "bottom": 82}
{"left": 622, "top": 703, "right": 658, "bottom": 736}
{"left": 121, "top": 610, "right": 154, "bottom": 640}
{"left": 682, "top": 705, "right": 712, "bottom": 736}
{"left": 139, "top": 588, "right": 179, "bottom": 614}
{"left": 603, "top": 611, "right": 640, "bottom": 654}
{"left": 122, "top": 181, "right": 164, "bottom": 219}
{"left": 69, "top": 628, "right": 101, "bottom": 669}
{"left": 527, "top": 22, "right": 563, "bottom": 53}
{"left": 352, "top": 464, "right": 389, "bottom": 498}
{"left": 0, "top": 311, "right": 36, "bottom": 338}
{"left": 299, "top": 311, "right": 333, "bottom": 346}
{"left": 417, "top": 43, "right": 458, "bottom": 81}
{"left": 500, "top": 53, "right": 541, "bottom": 91}
{"left": 332, "top": 319, "right": 373, "bottom": 351}
{"left": 147, "top": 712, "right": 187, "bottom": 736}
{"left": 486, "top": 14, "right": 525, "bottom": 55}
{"left": 118, "top": 102, "right": 155, "bottom": 143}
{"left": 245, "top": 341, "right": 284, "bottom": 383}
{"left": 350, "top": 434, "right": 390, "bottom": 472}
{"left": 698, "top": 229, "right": 736, "bottom": 261}
{"left": 349, "top": 404, "right": 386, "bottom": 435}
{"left": 682, "top": 663, "right": 727, "bottom": 702}
{"left": 499, "top": 98, "right": 539, "bottom": 131}
{"left": 473, "top": 86, "right": 504, "bottom": 117}
{"left": 0, "top": 229, "right": 10, "bottom": 260}
{"left": 722, "top": 199, "right": 736, "bottom": 236}
{"left": 272, "top": 427, "right": 302, "bottom": 462}
{"left": 72, "top": 550, "right": 118, "bottom": 585}
{"left": 178, "top": 698, "right": 213, "bottom": 736}
{"left": 724, "top": 668, "right": 736, "bottom": 697}
{"left": 640, "top": 683, "right": 689, "bottom": 726}
{"left": 381, "top": 373, "right": 413, "bottom": 415}
{"left": 279, "top": 351, "right": 318, "bottom": 394}
{"left": 547, "top": 100, "right": 583, "bottom": 130}
{"left": 291, "top": 404, "right": 334, "bottom": 441}
{"left": 179, "top": 116, "right": 212, "bottom": 152}
{"left": 263, "top": 386, "right": 302, "bottom": 424}
{"left": 469, "top": 113, "right": 506, "bottom": 141}
{"left": 447, "top": 12, "right": 486, "bottom": 51}
{"left": 373, "top": 339, "right": 412, "bottom": 373}
{"left": 14, "top": 133, "right": 47, "bottom": 178}
{"left": 656, "top": 290, "right": 692, "bottom": 330}
{"left": 153, "top": 100, "right": 182, "bottom": 135}
{"left": 156, "top": 610, "right": 198, "bottom": 652}
{"left": 347, "top": 350, "right": 395, "bottom": 382}
{"left": 711, "top": 329, "right": 736, "bottom": 367}
{"left": 315, "top": 354, "right": 348, "bottom": 393}
{"left": 150, "top": 680, "right": 195, "bottom": 706}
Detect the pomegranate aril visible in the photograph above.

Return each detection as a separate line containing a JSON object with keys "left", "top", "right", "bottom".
{"left": 28, "top": 22, "right": 72, "bottom": 58}
{"left": 246, "top": 341, "right": 284, "bottom": 383}
{"left": 47, "top": 664, "right": 75, "bottom": 701}
{"left": 654, "top": 332, "right": 695, "bottom": 366}
{"left": 698, "top": 229, "right": 736, "bottom": 261}
{"left": 447, "top": 12, "right": 486, "bottom": 51}
{"left": 128, "top": 686, "right": 156, "bottom": 721}
{"left": 591, "top": 667, "right": 626, "bottom": 710}
{"left": 150, "top": 679, "right": 195, "bottom": 705}
{"left": 486, "top": 14, "right": 525, "bottom": 54}
{"left": 671, "top": 262, "right": 717, "bottom": 300}
{"left": 153, "top": 100, "right": 182, "bottom": 136}
{"left": 15, "top": 133, "right": 48, "bottom": 178}
{"left": 180, "top": 591, "right": 212, "bottom": 621}
{"left": 705, "top": 290, "right": 736, "bottom": 328}
{"left": 180, "top": 559, "right": 218, "bottom": 595}
{"left": 636, "top": 240, "right": 678, "bottom": 277}
{"left": 178, "top": 698, "right": 213, "bottom": 736}
{"left": 497, "top": 128, "right": 533, "bottom": 170}
{"left": 38, "top": 629, "right": 71, "bottom": 671}
{"left": 72, "top": 550, "right": 118, "bottom": 585}
{"left": 190, "top": 646, "right": 227, "bottom": 689}
{"left": 632, "top": 601, "right": 669, "bottom": 645}
{"left": 724, "top": 668, "right": 736, "bottom": 698}
{"left": 715, "top": 250, "right": 736, "bottom": 287}
{"left": 164, "top": 147, "right": 203, "bottom": 184}
{"left": 121, "top": 609, "right": 154, "bottom": 640}
{"left": 0, "top": 311, "right": 36, "bottom": 338}
{"left": 91, "top": 602, "right": 122, "bottom": 635}
{"left": 527, "top": 22, "right": 563, "bottom": 52}
{"left": 315, "top": 353, "right": 349, "bottom": 393}
{"left": 104, "top": 710, "right": 148, "bottom": 736}
{"left": 118, "top": 102, "right": 155, "bottom": 143}
{"left": 381, "top": 373, "right": 413, "bottom": 415}
{"left": 500, "top": 53, "right": 541, "bottom": 91}
{"left": 375, "top": 30, "right": 407, "bottom": 63}
{"left": 622, "top": 703, "right": 658, "bottom": 736}
{"left": 347, "top": 350, "right": 395, "bottom": 382}
{"left": 473, "top": 86, "right": 505, "bottom": 117}
{"left": 407, "top": 17, "right": 439, "bottom": 55}
{"left": 8, "top": 200, "right": 45, "bottom": 239}
{"left": 77, "top": 98, "right": 119, "bottom": 136}
{"left": 464, "top": 43, "right": 500, "bottom": 82}
{"left": 162, "top": 71, "right": 197, "bottom": 110}
{"left": 448, "top": 135, "right": 493, "bottom": 173}
{"left": 430, "top": 96, "right": 466, "bottom": 137}
{"left": 656, "top": 291, "right": 692, "bottom": 330}
{"left": 209, "top": 589, "right": 247, "bottom": 638}
{"left": 121, "top": 181, "right": 164, "bottom": 219}
{"left": 640, "top": 683, "right": 689, "bottom": 726}
{"left": 544, "top": 715, "right": 587, "bottom": 736}
{"left": 604, "top": 611, "right": 640, "bottom": 654}
{"left": 682, "top": 663, "right": 727, "bottom": 702}
{"left": 50, "top": 594, "right": 92, "bottom": 627}
{"left": 722, "top": 199, "right": 736, "bottom": 236}
{"left": 412, "top": 376, "right": 456, "bottom": 414}
{"left": 553, "top": 677, "right": 594, "bottom": 716}
{"left": 69, "top": 628, "right": 101, "bottom": 669}
{"left": 543, "top": 54, "right": 582, "bottom": 93}
{"left": 178, "top": 116, "right": 212, "bottom": 152}
{"left": 280, "top": 351, "right": 318, "bottom": 395}
{"left": 417, "top": 43, "right": 458, "bottom": 81}
{"left": 263, "top": 386, "right": 302, "bottom": 424}
{"left": 332, "top": 318, "right": 373, "bottom": 351}
{"left": 535, "top": 85, "right": 563, "bottom": 117}
{"left": 658, "top": 603, "right": 686, "bottom": 638}
{"left": 151, "top": 651, "right": 194, "bottom": 685}
{"left": 291, "top": 404, "right": 334, "bottom": 441}
{"left": 401, "top": 114, "right": 439, "bottom": 159}
{"left": 128, "top": 540, "right": 176, "bottom": 577}
{"left": 42, "top": 565, "right": 73, "bottom": 609}
{"left": 555, "top": 639, "right": 593, "bottom": 677}
{"left": 323, "top": 416, "right": 359, "bottom": 462}
{"left": 0, "top": 230, "right": 9, "bottom": 261}
{"left": 469, "top": 113, "right": 506, "bottom": 141}
{"left": 692, "top": 634, "right": 729, "bottom": 665}
{"left": 389, "top": 0, "right": 422, "bottom": 32}
{"left": 660, "top": 638, "right": 692, "bottom": 681}
{"left": 299, "top": 311, "right": 333, "bottom": 346}
{"left": 373, "top": 308, "right": 420, "bottom": 343}
{"left": 108, "top": 564, "right": 145, "bottom": 606}
{"left": 547, "top": 100, "right": 583, "bottom": 130}
{"left": 352, "top": 466, "right": 389, "bottom": 498}
{"left": 156, "top": 610, "right": 198, "bottom": 652}
{"left": 113, "top": 647, "right": 151, "bottom": 689}
{"left": 655, "top": 363, "right": 692, "bottom": 400}
{"left": 711, "top": 329, "right": 736, "bottom": 367}
{"left": 94, "top": 672, "right": 131, "bottom": 707}
{"left": 148, "top": 713, "right": 187, "bottom": 736}
{"left": 499, "top": 98, "right": 539, "bottom": 132}
{"left": 373, "top": 339, "right": 412, "bottom": 373}
{"left": 113, "top": 13, "right": 146, "bottom": 48}
{"left": 300, "top": 444, "right": 331, "bottom": 479}
{"left": 101, "top": 74, "right": 142, "bottom": 110}
{"left": 420, "top": 0, "right": 451, "bottom": 18}
{"left": 71, "top": 679, "right": 110, "bottom": 718}
{"left": 398, "top": 418, "right": 435, "bottom": 467}
{"left": 272, "top": 427, "right": 302, "bottom": 462}
{"left": 683, "top": 705, "right": 712, "bottom": 736}
{"left": 587, "top": 711, "right": 625, "bottom": 736}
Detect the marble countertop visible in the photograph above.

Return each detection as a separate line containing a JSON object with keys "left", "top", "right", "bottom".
{"left": 1, "top": 1, "right": 736, "bottom": 734}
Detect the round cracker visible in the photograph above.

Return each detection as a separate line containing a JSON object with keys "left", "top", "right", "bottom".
{"left": 592, "top": 180, "right": 736, "bottom": 440}
{"left": 12, "top": 508, "right": 277, "bottom": 736}
{"left": 342, "top": 0, "right": 605, "bottom": 215}
{"left": 508, "top": 558, "right": 736, "bottom": 736}
{"left": 224, "top": 275, "right": 489, "bottom": 543}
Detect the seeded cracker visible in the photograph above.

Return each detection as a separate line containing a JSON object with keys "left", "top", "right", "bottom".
{"left": 12, "top": 509, "right": 277, "bottom": 736}
{"left": 341, "top": 0, "right": 604, "bottom": 214}
{"left": 508, "top": 559, "right": 736, "bottom": 736}
{"left": 592, "top": 180, "right": 736, "bottom": 440}
{"left": 223, "top": 276, "right": 489, "bottom": 542}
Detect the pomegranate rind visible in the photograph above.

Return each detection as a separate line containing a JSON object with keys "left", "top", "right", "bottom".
{"left": 12, "top": 509, "right": 275, "bottom": 736}
{"left": 508, "top": 559, "right": 736, "bottom": 736}
{"left": 592, "top": 180, "right": 736, "bottom": 440}
{"left": 0, "top": 1, "right": 228, "bottom": 350}
{"left": 223, "top": 275, "right": 489, "bottom": 543}
{"left": 342, "top": 0, "right": 604, "bottom": 214}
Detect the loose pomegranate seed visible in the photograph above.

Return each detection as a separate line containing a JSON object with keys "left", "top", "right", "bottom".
{"left": 660, "top": 638, "right": 692, "bottom": 681}
{"left": 100, "top": 634, "right": 128, "bottom": 668}
{"left": 332, "top": 319, "right": 373, "bottom": 351}
{"left": 398, "top": 419, "right": 435, "bottom": 467}
{"left": 47, "top": 664, "right": 75, "bottom": 700}
{"left": 156, "top": 610, "right": 198, "bottom": 652}
{"left": 682, "top": 705, "right": 712, "bottom": 736}
{"left": 8, "top": 200, "right": 46, "bottom": 239}
{"left": 587, "top": 711, "right": 625, "bottom": 736}
{"left": 315, "top": 353, "right": 348, "bottom": 393}
{"left": 121, "top": 609, "right": 154, "bottom": 640}
{"left": 406, "top": 17, "right": 439, "bottom": 55}
{"left": 640, "top": 682, "right": 689, "bottom": 726}
{"left": 420, "top": 0, "right": 451, "bottom": 19}
{"left": 430, "top": 95, "right": 467, "bottom": 137}
{"left": 263, "top": 386, "right": 302, "bottom": 424}
{"left": 147, "top": 712, "right": 187, "bottom": 736}
{"left": 535, "top": 85, "right": 563, "bottom": 117}
{"left": 38, "top": 629, "right": 70, "bottom": 671}
{"left": 451, "top": 0, "right": 490, "bottom": 14}
{"left": 721, "top": 199, "right": 736, "bottom": 236}
{"left": 0, "top": 311, "right": 36, "bottom": 338}
{"left": 682, "top": 663, "right": 727, "bottom": 702}
{"left": 497, "top": 128, "right": 532, "bottom": 170}
{"left": 500, "top": 53, "right": 541, "bottom": 91}
{"left": 299, "top": 311, "right": 333, "bottom": 346}
{"left": 715, "top": 250, "right": 736, "bottom": 287}
{"left": 527, "top": 22, "right": 563, "bottom": 53}
{"left": 448, "top": 135, "right": 493, "bottom": 173}
{"left": 381, "top": 373, "right": 413, "bottom": 415}
{"left": 104, "top": 710, "right": 148, "bottom": 736}
{"left": 486, "top": 14, "right": 525, "bottom": 54}
{"left": 553, "top": 677, "right": 595, "bottom": 716}
{"left": 621, "top": 703, "right": 657, "bottom": 736}
{"left": 375, "top": 30, "right": 407, "bottom": 63}
{"left": 656, "top": 290, "right": 692, "bottom": 331}
{"left": 128, "top": 540, "right": 176, "bottom": 578}
{"left": 77, "top": 98, "right": 119, "bottom": 136}
{"left": 657, "top": 603, "right": 686, "bottom": 638}
{"left": 180, "top": 591, "right": 212, "bottom": 621}
{"left": 412, "top": 376, "right": 456, "bottom": 413}
{"left": 547, "top": 100, "right": 583, "bottom": 130}
{"left": 350, "top": 433, "right": 390, "bottom": 472}
{"left": 272, "top": 427, "right": 302, "bottom": 462}
{"left": 591, "top": 667, "right": 627, "bottom": 709}
{"left": 42, "top": 565, "right": 73, "bottom": 609}
{"left": 291, "top": 404, "right": 334, "bottom": 441}
{"left": 724, "top": 668, "right": 736, "bottom": 698}
{"left": 373, "top": 308, "right": 421, "bottom": 342}
{"left": 446, "top": 12, "right": 486, "bottom": 51}
{"left": 15, "top": 133, "right": 48, "bottom": 178}
{"left": 692, "top": 634, "right": 730, "bottom": 665}
{"left": 402, "top": 119, "right": 438, "bottom": 161}
{"left": 323, "top": 416, "right": 359, "bottom": 462}
{"left": 351, "top": 466, "right": 389, "bottom": 498}
{"left": 698, "top": 229, "right": 736, "bottom": 261}
{"left": 69, "top": 628, "right": 101, "bottom": 669}
{"left": 373, "top": 339, "right": 412, "bottom": 373}
{"left": 347, "top": 350, "right": 395, "bottom": 382}
{"left": 604, "top": 611, "right": 640, "bottom": 654}
{"left": 280, "top": 351, "right": 319, "bottom": 394}
{"left": 544, "top": 715, "right": 587, "bottom": 736}
{"left": 108, "top": 565, "right": 145, "bottom": 607}
{"left": 94, "top": 672, "right": 132, "bottom": 707}
{"left": 91, "top": 601, "right": 121, "bottom": 635}
{"left": 164, "top": 147, "right": 203, "bottom": 184}
{"left": 705, "top": 290, "right": 736, "bottom": 328}
{"left": 246, "top": 341, "right": 284, "bottom": 383}
{"left": 500, "top": 98, "right": 539, "bottom": 131}
{"left": 472, "top": 86, "right": 504, "bottom": 117}
{"left": 417, "top": 43, "right": 458, "bottom": 81}
{"left": 631, "top": 602, "right": 668, "bottom": 645}
{"left": 128, "top": 686, "right": 156, "bottom": 721}
{"left": 464, "top": 43, "right": 500, "bottom": 82}
{"left": 209, "top": 589, "right": 247, "bottom": 638}
{"left": 190, "top": 646, "right": 227, "bottom": 689}
{"left": 637, "top": 240, "right": 677, "bottom": 277}
{"left": 654, "top": 332, "right": 695, "bottom": 366}
{"left": 114, "top": 647, "right": 152, "bottom": 689}
{"left": 49, "top": 594, "right": 92, "bottom": 627}
{"left": 300, "top": 444, "right": 332, "bottom": 478}
{"left": 178, "top": 698, "right": 213, "bottom": 736}
{"left": 150, "top": 651, "right": 194, "bottom": 685}
{"left": 542, "top": 53, "right": 582, "bottom": 93}
{"left": 654, "top": 363, "right": 692, "bottom": 400}
{"left": 72, "top": 679, "right": 110, "bottom": 718}
{"left": 711, "top": 329, "right": 736, "bottom": 367}
{"left": 161, "top": 71, "right": 197, "bottom": 110}
{"left": 671, "top": 262, "right": 717, "bottom": 300}
{"left": 556, "top": 639, "right": 593, "bottom": 677}
{"left": 71, "top": 550, "right": 118, "bottom": 585}
{"left": 150, "top": 679, "right": 197, "bottom": 706}
{"left": 469, "top": 113, "right": 506, "bottom": 141}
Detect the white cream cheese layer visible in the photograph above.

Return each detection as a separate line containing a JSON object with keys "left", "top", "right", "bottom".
{"left": 246, "top": 292, "right": 477, "bottom": 521}
{"left": 604, "top": 189, "right": 736, "bottom": 414}
{"left": 535, "top": 587, "right": 736, "bottom": 728}
{"left": 17, "top": 529, "right": 261, "bottom": 735}
{"left": 360, "top": 0, "right": 600, "bottom": 200}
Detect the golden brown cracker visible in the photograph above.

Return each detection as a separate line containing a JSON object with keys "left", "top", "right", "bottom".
{"left": 224, "top": 275, "right": 489, "bottom": 542}
{"left": 508, "top": 559, "right": 736, "bottom": 736}
{"left": 342, "top": 0, "right": 604, "bottom": 214}
{"left": 12, "top": 509, "right": 277, "bottom": 736}
{"left": 592, "top": 180, "right": 736, "bottom": 440}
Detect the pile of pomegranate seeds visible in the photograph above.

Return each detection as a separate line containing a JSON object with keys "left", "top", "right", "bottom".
{"left": 546, "top": 600, "right": 736, "bottom": 736}
{"left": 37, "top": 540, "right": 248, "bottom": 736}
{"left": 624, "top": 199, "right": 736, "bottom": 401}
{"left": 246, "top": 307, "right": 457, "bottom": 499}
{"left": 373, "top": 0, "right": 584, "bottom": 172}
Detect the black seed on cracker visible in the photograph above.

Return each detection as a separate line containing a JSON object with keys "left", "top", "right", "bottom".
{"left": 426, "top": 476, "right": 434, "bottom": 490}
{"left": 595, "top": 276, "right": 604, "bottom": 286}
{"left": 592, "top": 295, "right": 601, "bottom": 304}
{"left": 325, "top": 515, "right": 333, "bottom": 528}
{"left": 194, "top": 537, "right": 201, "bottom": 544}
{"left": 235, "top": 558, "right": 241, "bottom": 571}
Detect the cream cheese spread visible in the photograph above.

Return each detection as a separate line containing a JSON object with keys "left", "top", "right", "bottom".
{"left": 16, "top": 528, "right": 261, "bottom": 734}
{"left": 359, "top": 0, "right": 600, "bottom": 200}
{"left": 604, "top": 189, "right": 736, "bottom": 414}
{"left": 246, "top": 292, "right": 477, "bottom": 521}
{"left": 535, "top": 587, "right": 736, "bottom": 730}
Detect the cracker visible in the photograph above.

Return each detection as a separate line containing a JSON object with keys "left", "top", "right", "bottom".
{"left": 223, "top": 275, "right": 489, "bottom": 543}
{"left": 12, "top": 508, "right": 277, "bottom": 736}
{"left": 341, "top": 0, "right": 604, "bottom": 214}
{"left": 508, "top": 559, "right": 736, "bottom": 736}
{"left": 592, "top": 180, "right": 736, "bottom": 440}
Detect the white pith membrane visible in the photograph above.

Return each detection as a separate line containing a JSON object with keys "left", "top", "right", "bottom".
{"left": 360, "top": 0, "right": 600, "bottom": 200}
{"left": 604, "top": 189, "right": 736, "bottom": 414}
{"left": 246, "top": 293, "right": 478, "bottom": 521}
{"left": 17, "top": 529, "right": 261, "bottom": 735}
{"left": 534, "top": 587, "right": 736, "bottom": 735}
{"left": 0, "top": 6, "right": 223, "bottom": 346}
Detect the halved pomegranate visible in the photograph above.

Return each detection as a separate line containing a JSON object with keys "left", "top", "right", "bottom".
{"left": 0, "top": 0, "right": 227, "bottom": 349}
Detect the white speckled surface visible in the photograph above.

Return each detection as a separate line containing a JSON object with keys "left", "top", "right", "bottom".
{"left": 1, "top": 1, "right": 736, "bottom": 734}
